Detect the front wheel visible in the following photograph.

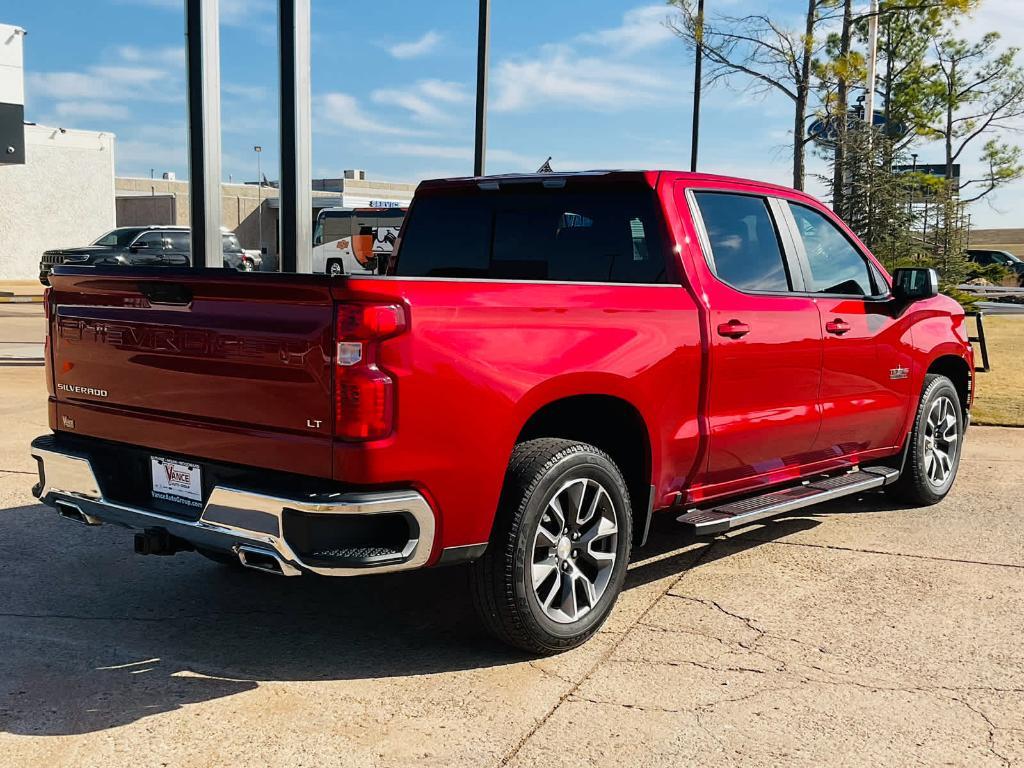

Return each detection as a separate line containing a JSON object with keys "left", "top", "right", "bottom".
{"left": 471, "top": 439, "right": 632, "bottom": 654}
{"left": 888, "top": 373, "right": 964, "bottom": 506}
{"left": 327, "top": 259, "right": 344, "bottom": 277}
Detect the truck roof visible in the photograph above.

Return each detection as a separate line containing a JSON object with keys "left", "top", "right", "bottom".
{"left": 418, "top": 170, "right": 803, "bottom": 198}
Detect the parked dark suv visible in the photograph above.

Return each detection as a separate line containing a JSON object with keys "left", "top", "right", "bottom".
{"left": 966, "top": 248, "right": 1024, "bottom": 286}
{"left": 39, "top": 226, "right": 261, "bottom": 284}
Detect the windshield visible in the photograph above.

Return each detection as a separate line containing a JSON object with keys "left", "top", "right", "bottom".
{"left": 93, "top": 228, "right": 144, "bottom": 247}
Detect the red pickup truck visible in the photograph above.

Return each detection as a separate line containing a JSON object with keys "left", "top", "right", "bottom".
{"left": 31, "top": 170, "right": 973, "bottom": 653}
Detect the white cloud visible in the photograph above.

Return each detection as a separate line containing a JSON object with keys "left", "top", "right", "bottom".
{"left": 371, "top": 80, "right": 468, "bottom": 123}
{"left": 28, "top": 65, "right": 174, "bottom": 102}
{"left": 492, "top": 44, "right": 671, "bottom": 113}
{"left": 419, "top": 80, "right": 468, "bottom": 103}
{"left": 26, "top": 44, "right": 184, "bottom": 139}
{"left": 388, "top": 30, "right": 442, "bottom": 60}
{"left": 315, "top": 92, "right": 422, "bottom": 136}
{"left": 113, "top": 0, "right": 273, "bottom": 27}
{"left": 53, "top": 101, "right": 131, "bottom": 121}
{"left": 576, "top": 5, "right": 674, "bottom": 55}
{"left": 957, "top": 0, "right": 1024, "bottom": 45}
{"left": 116, "top": 45, "right": 185, "bottom": 67}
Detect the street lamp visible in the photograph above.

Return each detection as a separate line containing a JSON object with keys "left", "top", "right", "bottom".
{"left": 254, "top": 145, "right": 263, "bottom": 258}
{"left": 474, "top": 0, "right": 490, "bottom": 176}
{"left": 691, "top": 0, "right": 705, "bottom": 172}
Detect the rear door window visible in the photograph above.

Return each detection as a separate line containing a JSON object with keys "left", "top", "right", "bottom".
{"left": 788, "top": 203, "right": 876, "bottom": 296}
{"left": 134, "top": 231, "right": 169, "bottom": 250}
{"left": 692, "top": 192, "right": 791, "bottom": 292}
{"left": 167, "top": 232, "right": 191, "bottom": 251}
{"left": 393, "top": 186, "right": 668, "bottom": 283}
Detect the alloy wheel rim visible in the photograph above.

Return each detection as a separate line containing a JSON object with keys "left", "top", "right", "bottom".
{"left": 329, "top": 263, "right": 342, "bottom": 277}
{"left": 923, "top": 395, "right": 958, "bottom": 487}
{"left": 531, "top": 477, "right": 619, "bottom": 624}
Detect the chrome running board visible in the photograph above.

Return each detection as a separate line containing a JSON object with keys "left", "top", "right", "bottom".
{"left": 676, "top": 466, "right": 900, "bottom": 535}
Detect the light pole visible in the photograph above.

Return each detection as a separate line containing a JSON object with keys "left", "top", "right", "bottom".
{"left": 254, "top": 145, "right": 263, "bottom": 257}
{"left": 690, "top": 0, "right": 705, "bottom": 173}
{"left": 864, "top": 0, "right": 879, "bottom": 139}
{"left": 474, "top": 0, "right": 490, "bottom": 176}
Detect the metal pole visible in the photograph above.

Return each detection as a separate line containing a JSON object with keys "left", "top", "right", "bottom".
{"left": 278, "top": 0, "right": 312, "bottom": 273}
{"left": 185, "top": 0, "right": 223, "bottom": 268}
{"left": 473, "top": 0, "right": 490, "bottom": 177}
{"left": 864, "top": 0, "right": 879, "bottom": 135}
{"left": 690, "top": 0, "right": 704, "bottom": 173}
{"left": 254, "top": 145, "right": 263, "bottom": 256}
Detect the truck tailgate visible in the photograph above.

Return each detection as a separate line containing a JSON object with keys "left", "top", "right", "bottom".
{"left": 47, "top": 269, "right": 336, "bottom": 477}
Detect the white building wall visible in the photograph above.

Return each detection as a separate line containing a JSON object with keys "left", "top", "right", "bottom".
{"left": 0, "top": 124, "right": 116, "bottom": 280}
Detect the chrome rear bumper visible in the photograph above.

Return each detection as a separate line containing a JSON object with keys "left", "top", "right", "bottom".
{"left": 30, "top": 437, "right": 436, "bottom": 576}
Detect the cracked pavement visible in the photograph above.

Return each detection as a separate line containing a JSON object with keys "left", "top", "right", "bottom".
{"left": 1, "top": 365, "right": 1022, "bottom": 767}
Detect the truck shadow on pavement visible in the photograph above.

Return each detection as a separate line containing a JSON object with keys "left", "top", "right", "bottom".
{"left": 0, "top": 491, "right": 898, "bottom": 736}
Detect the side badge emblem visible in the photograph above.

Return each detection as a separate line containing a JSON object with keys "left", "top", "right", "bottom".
{"left": 889, "top": 366, "right": 909, "bottom": 380}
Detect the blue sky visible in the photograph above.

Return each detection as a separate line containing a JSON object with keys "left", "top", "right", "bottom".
{"left": 11, "top": 0, "right": 1023, "bottom": 227}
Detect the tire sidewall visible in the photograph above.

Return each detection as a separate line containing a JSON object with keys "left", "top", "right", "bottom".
{"left": 912, "top": 377, "right": 963, "bottom": 501}
{"left": 512, "top": 452, "right": 632, "bottom": 642}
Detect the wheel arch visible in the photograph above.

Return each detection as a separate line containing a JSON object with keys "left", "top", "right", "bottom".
{"left": 926, "top": 353, "right": 972, "bottom": 413}
{"left": 515, "top": 393, "right": 654, "bottom": 546}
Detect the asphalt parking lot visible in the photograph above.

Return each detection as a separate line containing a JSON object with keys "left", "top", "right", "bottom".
{"left": 1, "top": 363, "right": 1022, "bottom": 767}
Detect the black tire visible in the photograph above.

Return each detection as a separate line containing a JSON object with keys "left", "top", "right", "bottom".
{"left": 470, "top": 438, "right": 632, "bottom": 654}
{"left": 888, "top": 373, "right": 964, "bottom": 506}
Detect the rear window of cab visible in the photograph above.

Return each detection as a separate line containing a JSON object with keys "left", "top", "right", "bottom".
{"left": 392, "top": 186, "right": 669, "bottom": 284}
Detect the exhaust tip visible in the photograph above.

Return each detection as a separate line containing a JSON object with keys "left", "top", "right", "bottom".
{"left": 55, "top": 500, "right": 101, "bottom": 526}
{"left": 236, "top": 545, "right": 301, "bottom": 577}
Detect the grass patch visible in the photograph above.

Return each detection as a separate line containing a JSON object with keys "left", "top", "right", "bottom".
{"left": 970, "top": 314, "right": 1024, "bottom": 427}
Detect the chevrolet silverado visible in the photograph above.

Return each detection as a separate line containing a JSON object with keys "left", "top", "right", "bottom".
{"left": 31, "top": 170, "right": 973, "bottom": 653}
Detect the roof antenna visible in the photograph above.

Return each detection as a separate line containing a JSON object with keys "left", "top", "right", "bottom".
{"left": 536, "top": 157, "right": 553, "bottom": 173}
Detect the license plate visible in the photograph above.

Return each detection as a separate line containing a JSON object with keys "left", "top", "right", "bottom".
{"left": 151, "top": 456, "right": 202, "bottom": 507}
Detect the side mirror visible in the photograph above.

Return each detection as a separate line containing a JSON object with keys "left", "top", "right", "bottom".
{"left": 892, "top": 267, "right": 939, "bottom": 302}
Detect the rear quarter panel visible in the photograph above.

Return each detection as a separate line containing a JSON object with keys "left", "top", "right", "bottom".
{"left": 335, "top": 277, "right": 702, "bottom": 551}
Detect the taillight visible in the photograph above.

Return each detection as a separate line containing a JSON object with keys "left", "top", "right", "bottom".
{"left": 334, "top": 303, "right": 406, "bottom": 440}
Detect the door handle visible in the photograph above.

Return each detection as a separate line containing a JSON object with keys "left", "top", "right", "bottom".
{"left": 717, "top": 319, "right": 750, "bottom": 339}
{"left": 825, "top": 318, "right": 851, "bottom": 335}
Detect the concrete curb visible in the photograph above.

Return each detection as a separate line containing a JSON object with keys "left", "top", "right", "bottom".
{"left": 0, "top": 296, "right": 43, "bottom": 304}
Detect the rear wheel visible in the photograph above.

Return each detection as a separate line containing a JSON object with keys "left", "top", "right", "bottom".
{"left": 471, "top": 439, "right": 632, "bottom": 654}
{"left": 888, "top": 374, "right": 964, "bottom": 505}
{"left": 327, "top": 259, "right": 343, "bottom": 277}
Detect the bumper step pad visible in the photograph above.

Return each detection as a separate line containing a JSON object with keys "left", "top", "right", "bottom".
{"left": 676, "top": 466, "right": 900, "bottom": 535}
